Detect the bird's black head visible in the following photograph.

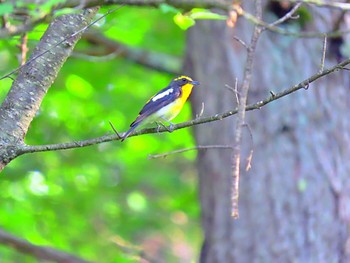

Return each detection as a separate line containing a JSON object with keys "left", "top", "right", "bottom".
{"left": 172, "top": 76, "right": 200, "bottom": 87}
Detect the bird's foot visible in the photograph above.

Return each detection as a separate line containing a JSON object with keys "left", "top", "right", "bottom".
{"left": 168, "top": 123, "right": 174, "bottom": 132}
{"left": 156, "top": 122, "right": 162, "bottom": 133}
{"left": 156, "top": 121, "right": 174, "bottom": 133}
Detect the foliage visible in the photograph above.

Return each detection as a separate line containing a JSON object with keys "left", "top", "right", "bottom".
{"left": 160, "top": 4, "right": 226, "bottom": 30}
{"left": 0, "top": 6, "right": 200, "bottom": 262}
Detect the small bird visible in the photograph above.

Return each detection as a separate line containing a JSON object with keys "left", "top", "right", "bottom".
{"left": 121, "top": 75, "right": 200, "bottom": 141}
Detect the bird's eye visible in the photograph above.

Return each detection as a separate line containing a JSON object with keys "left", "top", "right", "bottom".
{"left": 181, "top": 78, "right": 187, "bottom": 82}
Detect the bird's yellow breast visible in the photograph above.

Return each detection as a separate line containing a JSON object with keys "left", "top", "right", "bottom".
{"left": 155, "top": 83, "right": 195, "bottom": 121}
{"left": 180, "top": 83, "right": 195, "bottom": 104}
{"left": 169, "top": 83, "right": 194, "bottom": 119}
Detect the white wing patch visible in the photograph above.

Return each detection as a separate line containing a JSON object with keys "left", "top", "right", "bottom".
{"left": 152, "top": 88, "right": 173, "bottom": 102}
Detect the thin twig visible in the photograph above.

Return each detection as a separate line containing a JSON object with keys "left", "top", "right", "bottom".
{"left": 81, "top": 30, "right": 181, "bottom": 75}
{"left": 319, "top": 35, "right": 327, "bottom": 73}
{"left": 17, "top": 33, "right": 29, "bottom": 65}
{"left": 72, "top": 50, "right": 123, "bottom": 62}
{"left": 231, "top": 0, "right": 263, "bottom": 219}
{"left": 0, "top": 16, "right": 48, "bottom": 38}
{"left": 268, "top": 3, "right": 302, "bottom": 28}
{"left": 288, "top": 0, "right": 350, "bottom": 10}
{"left": 225, "top": 79, "right": 240, "bottom": 105}
{"left": 148, "top": 145, "right": 233, "bottom": 159}
{"left": 234, "top": 78, "right": 239, "bottom": 105}
{"left": 195, "top": 102, "right": 205, "bottom": 119}
{"left": 242, "top": 123, "right": 254, "bottom": 171}
{"left": 16, "top": 58, "right": 350, "bottom": 155}
{"left": 109, "top": 120, "right": 122, "bottom": 139}
{"left": 233, "top": 36, "right": 248, "bottom": 50}
{"left": 236, "top": 5, "right": 350, "bottom": 38}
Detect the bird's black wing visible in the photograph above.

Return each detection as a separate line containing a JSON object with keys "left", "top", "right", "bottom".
{"left": 130, "top": 86, "right": 181, "bottom": 127}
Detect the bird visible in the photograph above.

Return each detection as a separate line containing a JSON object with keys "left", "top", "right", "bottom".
{"left": 121, "top": 75, "right": 200, "bottom": 141}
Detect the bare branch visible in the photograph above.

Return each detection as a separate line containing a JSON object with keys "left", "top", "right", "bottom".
{"left": 109, "top": 120, "right": 122, "bottom": 139}
{"left": 287, "top": 0, "right": 350, "bottom": 10}
{"left": 233, "top": 36, "right": 248, "bottom": 50}
{"left": 237, "top": 5, "right": 350, "bottom": 38}
{"left": 148, "top": 145, "right": 233, "bottom": 159}
{"left": 18, "top": 33, "right": 29, "bottom": 65}
{"left": 2, "top": 0, "right": 350, "bottom": 40}
{"left": 268, "top": 3, "right": 302, "bottom": 28}
{"left": 56, "top": 0, "right": 231, "bottom": 11}
{"left": 81, "top": 30, "right": 181, "bottom": 74}
{"left": 0, "top": 7, "right": 100, "bottom": 171}
{"left": 0, "top": 6, "right": 124, "bottom": 81}
{"left": 242, "top": 123, "right": 254, "bottom": 172}
{"left": 13, "top": 57, "right": 350, "bottom": 157}
{"left": 319, "top": 35, "right": 327, "bottom": 73}
{"left": 0, "top": 228, "right": 94, "bottom": 263}
{"left": 225, "top": 79, "right": 239, "bottom": 105}
{"left": 0, "top": 16, "right": 48, "bottom": 38}
{"left": 195, "top": 102, "right": 205, "bottom": 119}
{"left": 231, "top": 0, "right": 263, "bottom": 219}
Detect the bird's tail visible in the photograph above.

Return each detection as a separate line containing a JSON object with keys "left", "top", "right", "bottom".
{"left": 121, "top": 123, "right": 138, "bottom": 142}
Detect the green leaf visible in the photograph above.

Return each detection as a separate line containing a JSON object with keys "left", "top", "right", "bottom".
{"left": 190, "top": 8, "right": 227, "bottom": 20}
{"left": 297, "top": 6, "right": 313, "bottom": 27}
{"left": 159, "top": 3, "right": 179, "bottom": 14}
{"left": 173, "top": 13, "right": 195, "bottom": 30}
{"left": 0, "top": 3, "right": 14, "bottom": 16}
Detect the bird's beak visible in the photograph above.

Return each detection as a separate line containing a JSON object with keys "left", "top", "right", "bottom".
{"left": 191, "top": 80, "right": 200, "bottom": 86}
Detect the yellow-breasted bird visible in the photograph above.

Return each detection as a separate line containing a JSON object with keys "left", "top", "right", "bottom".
{"left": 121, "top": 75, "right": 200, "bottom": 141}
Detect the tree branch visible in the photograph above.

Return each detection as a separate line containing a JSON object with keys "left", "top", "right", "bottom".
{"left": 2, "top": 0, "right": 350, "bottom": 40}
{"left": 0, "top": 228, "right": 94, "bottom": 263}
{"left": 52, "top": 0, "right": 350, "bottom": 11}
{"left": 236, "top": 4, "right": 350, "bottom": 38}
{"left": 81, "top": 29, "right": 181, "bottom": 74}
{"left": 0, "top": 16, "right": 48, "bottom": 39}
{"left": 288, "top": 0, "right": 350, "bottom": 10}
{"left": 59, "top": 0, "right": 230, "bottom": 10}
{"left": 231, "top": 0, "right": 263, "bottom": 219}
{"left": 148, "top": 145, "right": 233, "bottom": 159}
{"left": 268, "top": 3, "right": 302, "bottom": 28}
{"left": 0, "top": 7, "right": 99, "bottom": 171}
{"left": 16, "top": 58, "right": 350, "bottom": 156}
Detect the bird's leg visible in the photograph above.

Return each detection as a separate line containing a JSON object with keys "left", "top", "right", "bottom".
{"left": 155, "top": 121, "right": 163, "bottom": 133}
{"left": 168, "top": 122, "right": 174, "bottom": 132}
{"left": 156, "top": 121, "right": 171, "bottom": 132}
{"left": 160, "top": 117, "right": 174, "bottom": 133}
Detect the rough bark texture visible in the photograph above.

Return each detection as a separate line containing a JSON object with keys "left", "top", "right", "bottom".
{"left": 0, "top": 7, "right": 99, "bottom": 171}
{"left": 186, "top": 3, "right": 350, "bottom": 263}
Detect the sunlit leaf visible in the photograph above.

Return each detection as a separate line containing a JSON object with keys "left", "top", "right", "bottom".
{"left": 190, "top": 8, "right": 227, "bottom": 20}
{"left": 174, "top": 13, "right": 195, "bottom": 30}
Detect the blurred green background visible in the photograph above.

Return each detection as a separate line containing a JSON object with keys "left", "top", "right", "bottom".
{"left": 0, "top": 6, "right": 200, "bottom": 263}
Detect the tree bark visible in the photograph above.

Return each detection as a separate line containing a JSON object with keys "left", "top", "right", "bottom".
{"left": 186, "top": 3, "right": 350, "bottom": 263}
{"left": 0, "top": 7, "right": 99, "bottom": 171}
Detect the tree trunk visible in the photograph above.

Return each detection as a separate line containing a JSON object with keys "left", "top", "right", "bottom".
{"left": 186, "top": 3, "right": 350, "bottom": 263}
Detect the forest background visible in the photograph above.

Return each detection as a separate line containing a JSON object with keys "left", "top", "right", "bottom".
{"left": 1, "top": 1, "right": 350, "bottom": 263}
